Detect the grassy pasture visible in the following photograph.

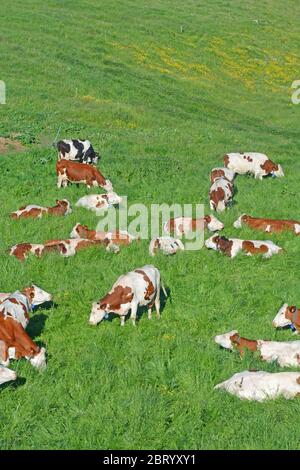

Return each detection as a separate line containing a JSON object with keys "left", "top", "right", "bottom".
{"left": 0, "top": 0, "right": 300, "bottom": 449}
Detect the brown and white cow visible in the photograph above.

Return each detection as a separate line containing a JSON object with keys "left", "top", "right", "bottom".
{"left": 75, "top": 193, "right": 122, "bottom": 215}
{"left": 215, "top": 330, "right": 300, "bottom": 367}
{"left": 210, "top": 167, "right": 235, "bottom": 184}
{"left": 43, "top": 238, "right": 119, "bottom": 256}
{"left": 209, "top": 177, "right": 234, "bottom": 212}
{"left": 149, "top": 237, "right": 184, "bottom": 256}
{"left": 205, "top": 234, "right": 283, "bottom": 258}
{"left": 163, "top": 215, "right": 224, "bottom": 236}
{"left": 10, "top": 199, "right": 72, "bottom": 220}
{"left": 89, "top": 265, "right": 166, "bottom": 326}
{"left": 70, "top": 223, "right": 136, "bottom": 246}
{"left": 224, "top": 152, "right": 284, "bottom": 179}
{"left": 56, "top": 159, "right": 113, "bottom": 191}
{"left": 233, "top": 214, "right": 300, "bottom": 235}
{"left": 10, "top": 243, "right": 45, "bottom": 261}
{"left": 273, "top": 304, "right": 300, "bottom": 334}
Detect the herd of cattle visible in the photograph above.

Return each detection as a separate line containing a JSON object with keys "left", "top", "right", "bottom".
{"left": 1, "top": 141, "right": 300, "bottom": 402}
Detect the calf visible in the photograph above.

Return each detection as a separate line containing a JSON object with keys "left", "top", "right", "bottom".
{"left": 0, "top": 362, "right": 16, "bottom": 385}
{"left": 233, "top": 214, "right": 300, "bottom": 235}
{"left": 0, "top": 315, "right": 46, "bottom": 369}
{"left": 224, "top": 152, "right": 284, "bottom": 179}
{"left": 10, "top": 199, "right": 72, "bottom": 219}
{"left": 210, "top": 167, "right": 235, "bottom": 184}
{"left": 273, "top": 303, "right": 300, "bottom": 334}
{"left": 149, "top": 237, "right": 184, "bottom": 256}
{"left": 57, "top": 139, "right": 100, "bottom": 164}
{"left": 215, "top": 330, "right": 300, "bottom": 367}
{"left": 70, "top": 223, "right": 136, "bottom": 246}
{"left": 75, "top": 192, "right": 122, "bottom": 215}
{"left": 56, "top": 159, "right": 113, "bottom": 191}
{"left": 215, "top": 370, "right": 300, "bottom": 401}
{"left": 89, "top": 265, "right": 166, "bottom": 326}
{"left": 163, "top": 215, "right": 224, "bottom": 236}
{"left": 209, "top": 177, "right": 234, "bottom": 212}
{"left": 205, "top": 234, "right": 283, "bottom": 258}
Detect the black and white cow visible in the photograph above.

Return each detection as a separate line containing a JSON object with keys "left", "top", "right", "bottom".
{"left": 56, "top": 139, "right": 100, "bottom": 165}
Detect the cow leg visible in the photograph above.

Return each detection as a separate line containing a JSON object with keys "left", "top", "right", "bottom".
{"left": 130, "top": 303, "right": 138, "bottom": 326}
{"left": 148, "top": 306, "right": 152, "bottom": 320}
{"left": 120, "top": 315, "right": 125, "bottom": 326}
{"left": 155, "top": 292, "right": 161, "bottom": 319}
{"left": 0, "top": 341, "right": 9, "bottom": 367}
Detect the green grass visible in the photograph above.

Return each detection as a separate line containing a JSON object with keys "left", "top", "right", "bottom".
{"left": 0, "top": 0, "right": 300, "bottom": 450}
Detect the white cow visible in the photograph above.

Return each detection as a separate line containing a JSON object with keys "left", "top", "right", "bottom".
{"left": 76, "top": 192, "right": 122, "bottom": 215}
{"left": 205, "top": 234, "right": 283, "bottom": 258}
{"left": 89, "top": 265, "right": 166, "bottom": 326}
{"left": 224, "top": 152, "right": 284, "bottom": 179}
{"left": 149, "top": 237, "right": 184, "bottom": 256}
{"left": 215, "top": 370, "right": 300, "bottom": 401}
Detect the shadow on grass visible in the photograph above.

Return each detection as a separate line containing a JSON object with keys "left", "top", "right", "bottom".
{"left": 27, "top": 313, "right": 48, "bottom": 339}
{"left": 0, "top": 376, "right": 26, "bottom": 391}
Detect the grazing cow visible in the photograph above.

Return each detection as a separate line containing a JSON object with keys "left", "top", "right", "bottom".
{"left": 70, "top": 223, "right": 136, "bottom": 246}
{"left": 209, "top": 177, "right": 234, "bottom": 212}
{"left": 0, "top": 286, "right": 52, "bottom": 328}
{"left": 0, "top": 314, "right": 47, "bottom": 369}
{"left": 56, "top": 160, "right": 113, "bottom": 191}
{"left": 75, "top": 192, "right": 122, "bottom": 215}
{"left": 163, "top": 215, "right": 224, "bottom": 236}
{"left": 205, "top": 234, "right": 283, "bottom": 258}
{"left": 224, "top": 152, "right": 284, "bottom": 179}
{"left": 233, "top": 214, "right": 300, "bottom": 235}
{"left": 149, "top": 237, "right": 184, "bottom": 256}
{"left": 0, "top": 362, "right": 16, "bottom": 385}
{"left": 215, "top": 330, "right": 300, "bottom": 367}
{"left": 57, "top": 139, "right": 100, "bottom": 165}
{"left": 10, "top": 243, "right": 45, "bottom": 261}
{"left": 215, "top": 370, "right": 300, "bottom": 401}
{"left": 43, "top": 238, "right": 119, "bottom": 256}
{"left": 89, "top": 265, "right": 166, "bottom": 326}
{"left": 273, "top": 303, "right": 300, "bottom": 334}
{"left": 210, "top": 167, "right": 235, "bottom": 184}
{"left": 10, "top": 199, "right": 72, "bottom": 220}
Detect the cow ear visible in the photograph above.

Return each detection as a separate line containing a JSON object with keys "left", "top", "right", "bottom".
{"left": 291, "top": 306, "right": 297, "bottom": 313}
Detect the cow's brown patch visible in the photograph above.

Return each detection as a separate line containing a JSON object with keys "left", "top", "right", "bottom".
{"left": 135, "top": 269, "right": 155, "bottom": 300}
{"left": 210, "top": 187, "right": 225, "bottom": 207}
{"left": 230, "top": 333, "right": 258, "bottom": 357}
{"left": 242, "top": 240, "right": 268, "bottom": 255}
{"left": 100, "top": 285, "right": 133, "bottom": 311}
{"left": 260, "top": 159, "right": 278, "bottom": 174}
{"left": 0, "top": 137, "right": 24, "bottom": 155}
{"left": 243, "top": 155, "right": 253, "bottom": 162}
{"left": 210, "top": 169, "right": 225, "bottom": 183}
{"left": 48, "top": 200, "right": 69, "bottom": 216}
{"left": 215, "top": 236, "right": 233, "bottom": 257}
{"left": 10, "top": 243, "right": 33, "bottom": 261}
{"left": 224, "top": 154, "right": 229, "bottom": 167}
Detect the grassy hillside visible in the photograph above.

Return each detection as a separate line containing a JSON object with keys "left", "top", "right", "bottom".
{"left": 0, "top": 0, "right": 300, "bottom": 449}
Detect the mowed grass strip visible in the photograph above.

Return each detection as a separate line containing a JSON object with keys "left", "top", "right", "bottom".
{"left": 0, "top": 0, "right": 300, "bottom": 449}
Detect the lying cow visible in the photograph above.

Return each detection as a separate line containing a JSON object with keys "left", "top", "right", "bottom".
{"left": 43, "top": 238, "right": 119, "bottom": 256}
{"left": 205, "top": 234, "right": 283, "bottom": 258}
{"left": 215, "top": 370, "right": 300, "bottom": 401}
{"left": 10, "top": 243, "right": 45, "bottom": 261}
{"left": 210, "top": 167, "right": 235, "bottom": 184}
{"left": 0, "top": 286, "right": 52, "bottom": 328}
{"left": 10, "top": 199, "right": 72, "bottom": 219}
{"left": 163, "top": 215, "right": 224, "bottom": 236}
{"left": 89, "top": 265, "right": 167, "bottom": 326}
{"left": 209, "top": 177, "right": 234, "bottom": 212}
{"left": 70, "top": 223, "right": 136, "bottom": 246}
{"left": 233, "top": 214, "right": 300, "bottom": 235}
{"left": 273, "top": 304, "right": 300, "bottom": 334}
{"left": 224, "top": 152, "right": 284, "bottom": 179}
{"left": 56, "top": 139, "right": 100, "bottom": 164}
{"left": 149, "top": 237, "right": 184, "bottom": 256}
{"left": 0, "top": 362, "right": 16, "bottom": 385}
{"left": 75, "top": 192, "right": 122, "bottom": 215}
{"left": 56, "top": 160, "right": 113, "bottom": 191}
{"left": 215, "top": 330, "right": 300, "bottom": 367}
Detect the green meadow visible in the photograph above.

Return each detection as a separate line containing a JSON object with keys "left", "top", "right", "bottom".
{"left": 0, "top": 0, "right": 300, "bottom": 449}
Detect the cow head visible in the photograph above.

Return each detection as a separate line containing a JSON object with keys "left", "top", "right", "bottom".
{"left": 205, "top": 234, "right": 220, "bottom": 250}
{"left": 0, "top": 365, "right": 16, "bottom": 385}
{"left": 23, "top": 285, "right": 52, "bottom": 307}
{"left": 272, "top": 164, "right": 284, "bottom": 178}
{"left": 233, "top": 214, "right": 247, "bottom": 229}
{"left": 57, "top": 199, "right": 72, "bottom": 215}
{"left": 89, "top": 302, "right": 108, "bottom": 325}
{"left": 214, "top": 330, "right": 238, "bottom": 350}
{"left": 103, "top": 179, "right": 113, "bottom": 192}
{"left": 272, "top": 303, "right": 295, "bottom": 328}
{"left": 70, "top": 223, "right": 82, "bottom": 239}
{"left": 29, "top": 347, "right": 47, "bottom": 369}
{"left": 205, "top": 215, "right": 224, "bottom": 232}
{"left": 107, "top": 192, "right": 122, "bottom": 206}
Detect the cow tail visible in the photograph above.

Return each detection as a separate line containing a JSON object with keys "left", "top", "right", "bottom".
{"left": 51, "top": 125, "right": 62, "bottom": 151}
{"left": 161, "top": 281, "right": 168, "bottom": 300}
